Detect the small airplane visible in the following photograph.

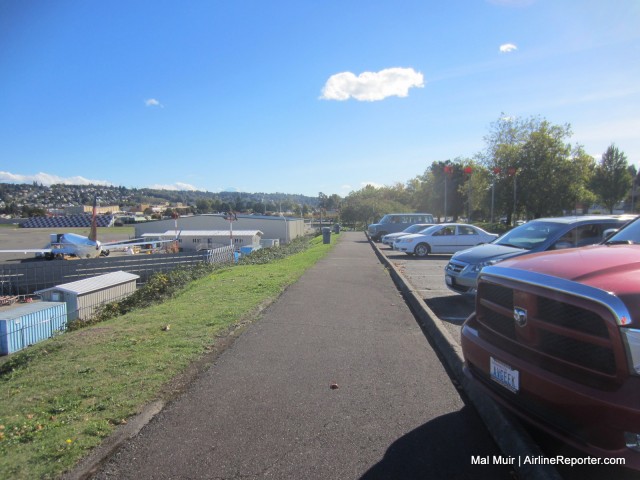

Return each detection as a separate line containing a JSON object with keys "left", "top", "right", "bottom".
{"left": 0, "top": 199, "right": 179, "bottom": 260}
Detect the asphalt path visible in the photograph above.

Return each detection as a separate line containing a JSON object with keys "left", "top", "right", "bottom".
{"left": 87, "top": 232, "right": 514, "bottom": 480}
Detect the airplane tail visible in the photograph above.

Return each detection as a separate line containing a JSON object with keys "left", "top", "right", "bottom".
{"left": 88, "top": 196, "right": 98, "bottom": 242}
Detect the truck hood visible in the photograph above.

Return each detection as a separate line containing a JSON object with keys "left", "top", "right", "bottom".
{"left": 498, "top": 244, "right": 640, "bottom": 302}
{"left": 452, "top": 243, "right": 528, "bottom": 264}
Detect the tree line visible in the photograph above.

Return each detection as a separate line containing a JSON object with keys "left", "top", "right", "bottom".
{"left": 336, "top": 115, "right": 638, "bottom": 228}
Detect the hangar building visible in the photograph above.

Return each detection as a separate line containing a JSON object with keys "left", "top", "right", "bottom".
{"left": 147, "top": 230, "right": 263, "bottom": 252}
{"left": 134, "top": 214, "right": 304, "bottom": 245}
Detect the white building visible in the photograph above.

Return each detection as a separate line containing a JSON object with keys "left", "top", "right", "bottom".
{"left": 134, "top": 214, "right": 304, "bottom": 245}
{"left": 148, "top": 230, "right": 263, "bottom": 252}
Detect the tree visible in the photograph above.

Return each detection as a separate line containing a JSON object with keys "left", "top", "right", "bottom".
{"left": 566, "top": 146, "right": 597, "bottom": 214}
{"left": 516, "top": 120, "right": 574, "bottom": 218}
{"left": 458, "top": 160, "right": 490, "bottom": 221}
{"left": 591, "top": 144, "right": 632, "bottom": 213}
{"left": 481, "top": 115, "right": 591, "bottom": 222}
{"left": 340, "top": 185, "right": 407, "bottom": 227}
{"left": 195, "top": 199, "right": 212, "bottom": 213}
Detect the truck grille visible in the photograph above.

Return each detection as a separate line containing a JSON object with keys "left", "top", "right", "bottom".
{"left": 476, "top": 280, "right": 620, "bottom": 386}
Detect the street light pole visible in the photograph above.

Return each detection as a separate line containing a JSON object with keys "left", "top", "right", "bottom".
{"left": 444, "top": 176, "right": 447, "bottom": 222}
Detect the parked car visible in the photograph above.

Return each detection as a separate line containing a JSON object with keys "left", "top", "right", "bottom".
{"left": 381, "top": 223, "right": 434, "bottom": 248}
{"left": 445, "top": 215, "right": 635, "bottom": 295}
{"left": 393, "top": 223, "right": 498, "bottom": 257}
{"left": 367, "top": 213, "right": 434, "bottom": 242}
{"left": 460, "top": 216, "right": 640, "bottom": 469}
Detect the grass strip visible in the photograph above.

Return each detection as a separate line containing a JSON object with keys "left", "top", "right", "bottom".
{"left": 0, "top": 234, "right": 335, "bottom": 479}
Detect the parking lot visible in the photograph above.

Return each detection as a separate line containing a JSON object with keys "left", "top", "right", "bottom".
{"left": 374, "top": 237, "right": 640, "bottom": 480}
{"left": 376, "top": 243, "right": 474, "bottom": 343}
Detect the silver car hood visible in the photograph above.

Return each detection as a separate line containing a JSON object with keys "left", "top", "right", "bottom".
{"left": 450, "top": 243, "right": 528, "bottom": 264}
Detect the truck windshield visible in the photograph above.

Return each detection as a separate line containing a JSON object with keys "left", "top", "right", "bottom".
{"left": 495, "top": 221, "right": 565, "bottom": 250}
{"left": 379, "top": 215, "right": 392, "bottom": 224}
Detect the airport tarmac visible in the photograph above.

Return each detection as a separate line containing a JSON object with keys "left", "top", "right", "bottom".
{"left": 0, "top": 226, "right": 138, "bottom": 263}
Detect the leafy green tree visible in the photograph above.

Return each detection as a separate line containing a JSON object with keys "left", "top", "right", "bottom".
{"left": 481, "top": 115, "right": 593, "bottom": 222}
{"left": 417, "top": 160, "right": 467, "bottom": 221}
{"left": 458, "top": 160, "right": 490, "bottom": 221}
{"left": 195, "top": 199, "right": 212, "bottom": 213}
{"left": 340, "top": 185, "right": 407, "bottom": 227}
{"left": 566, "top": 146, "right": 597, "bottom": 213}
{"left": 591, "top": 144, "right": 632, "bottom": 213}
{"left": 516, "top": 120, "right": 574, "bottom": 218}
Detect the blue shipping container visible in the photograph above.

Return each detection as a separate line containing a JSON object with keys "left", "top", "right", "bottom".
{"left": 0, "top": 301, "right": 67, "bottom": 355}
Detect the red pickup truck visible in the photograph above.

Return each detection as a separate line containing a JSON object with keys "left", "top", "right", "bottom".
{"left": 461, "top": 216, "right": 640, "bottom": 468}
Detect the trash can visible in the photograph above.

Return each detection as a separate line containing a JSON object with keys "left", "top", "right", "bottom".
{"left": 333, "top": 224, "right": 341, "bottom": 234}
{"left": 322, "top": 227, "right": 331, "bottom": 244}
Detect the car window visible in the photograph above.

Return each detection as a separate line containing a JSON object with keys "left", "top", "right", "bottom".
{"left": 379, "top": 215, "right": 391, "bottom": 224}
{"left": 421, "top": 225, "right": 441, "bottom": 235}
{"left": 458, "top": 226, "right": 476, "bottom": 235}
{"left": 404, "top": 224, "right": 424, "bottom": 233}
{"left": 436, "top": 226, "right": 455, "bottom": 236}
{"left": 575, "top": 224, "right": 605, "bottom": 247}
{"left": 495, "top": 221, "right": 565, "bottom": 250}
{"left": 605, "top": 217, "right": 640, "bottom": 244}
{"left": 552, "top": 228, "right": 576, "bottom": 249}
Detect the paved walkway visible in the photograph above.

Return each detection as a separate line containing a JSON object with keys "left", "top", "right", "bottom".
{"left": 89, "top": 232, "right": 512, "bottom": 479}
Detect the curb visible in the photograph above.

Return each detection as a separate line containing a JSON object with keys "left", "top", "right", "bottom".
{"left": 368, "top": 234, "right": 563, "bottom": 480}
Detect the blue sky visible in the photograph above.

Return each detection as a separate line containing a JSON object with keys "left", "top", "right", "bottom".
{"left": 1, "top": 0, "right": 639, "bottom": 197}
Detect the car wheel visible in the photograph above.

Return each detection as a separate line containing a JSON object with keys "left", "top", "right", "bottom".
{"left": 414, "top": 243, "right": 430, "bottom": 257}
{"left": 376, "top": 232, "right": 388, "bottom": 242}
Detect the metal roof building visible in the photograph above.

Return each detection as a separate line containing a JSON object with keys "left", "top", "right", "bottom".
{"left": 35, "top": 271, "right": 139, "bottom": 322}
{"left": 146, "top": 230, "right": 263, "bottom": 252}
{"left": 134, "top": 214, "right": 305, "bottom": 245}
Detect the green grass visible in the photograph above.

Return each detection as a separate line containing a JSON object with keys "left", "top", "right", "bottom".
{"left": 0, "top": 234, "right": 336, "bottom": 479}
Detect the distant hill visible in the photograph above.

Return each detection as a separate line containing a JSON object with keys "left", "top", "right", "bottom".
{"left": 0, "top": 183, "right": 319, "bottom": 215}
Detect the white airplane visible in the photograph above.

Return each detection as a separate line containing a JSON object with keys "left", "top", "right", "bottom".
{"left": 0, "top": 202, "right": 179, "bottom": 260}
{"left": 1, "top": 231, "right": 179, "bottom": 260}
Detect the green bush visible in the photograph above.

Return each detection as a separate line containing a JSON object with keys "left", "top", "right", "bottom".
{"left": 69, "top": 234, "right": 318, "bottom": 329}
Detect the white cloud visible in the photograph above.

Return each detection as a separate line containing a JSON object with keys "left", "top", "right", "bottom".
{"left": 0, "top": 171, "right": 112, "bottom": 186}
{"left": 320, "top": 67, "right": 424, "bottom": 102}
{"left": 499, "top": 43, "right": 518, "bottom": 53}
{"left": 145, "top": 98, "right": 163, "bottom": 108}
{"left": 148, "top": 182, "right": 200, "bottom": 191}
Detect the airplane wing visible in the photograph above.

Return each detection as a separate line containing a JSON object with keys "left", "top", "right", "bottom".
{"left": 0, "top": 248, "right": 53, "bottom": 254}
{"left": 101, "top": 237, "right": 179, "bottom": 250}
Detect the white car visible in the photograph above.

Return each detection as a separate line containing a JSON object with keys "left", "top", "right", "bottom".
{"left": 393, "top": 223, "right": 498, "bottom": 257}
{"left": 381, "top": 223, "right": 434, "bottom": 248}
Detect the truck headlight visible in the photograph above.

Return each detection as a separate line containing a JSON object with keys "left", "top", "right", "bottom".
{"left": 621, "top": 328, "right": 640, "bottom": 376}
{"left": 624, "top": 432, "right": 640, "bottom": 452}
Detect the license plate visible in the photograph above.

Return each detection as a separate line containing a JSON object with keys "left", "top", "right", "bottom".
{"left": 490, "top": 357, "right": 519, "bottom": 393}
{"left": 445, "top": 275, "right": 453, "bottom": 286}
